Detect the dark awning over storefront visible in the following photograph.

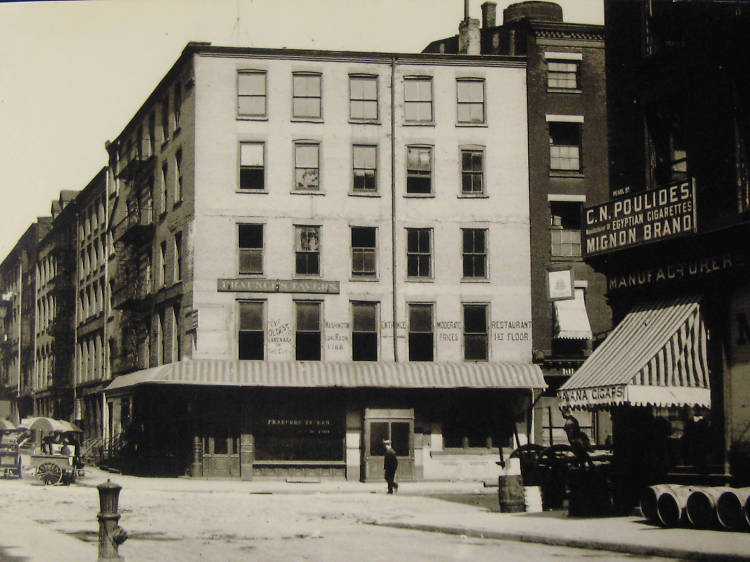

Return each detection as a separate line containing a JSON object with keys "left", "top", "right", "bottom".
{"left": 557, "top": 295, "right": 710, "bottom": 410}
{"left": 105, "top": 359, "right": 547, "bottom": 393}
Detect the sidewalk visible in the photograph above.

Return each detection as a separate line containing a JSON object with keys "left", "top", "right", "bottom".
{"left": 4, "top": 467, "right": 750, "bottom": 561}
{"left": 0, "top": 513, "right": 96, "bottom": 562}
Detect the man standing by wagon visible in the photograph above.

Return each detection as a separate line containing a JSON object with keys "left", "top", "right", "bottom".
{"left": 383, "top": 439, "right": 398, "bottom": 494}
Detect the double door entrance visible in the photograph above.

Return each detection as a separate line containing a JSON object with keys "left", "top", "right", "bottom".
{"left": 363, "top": 408, "right": 414, "bottom": 482}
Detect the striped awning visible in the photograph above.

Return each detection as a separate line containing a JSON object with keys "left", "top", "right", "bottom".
{"left": 554, "top": 289, "right": 593, "bottom": 340}
{"left": 105, "top": 359, "right": 546, "bottom": 393}
{"left": 557, "top": 295, "right": 710, "bottom": 410}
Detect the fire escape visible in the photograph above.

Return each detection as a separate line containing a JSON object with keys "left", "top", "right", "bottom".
{"left": 111, "top": 139, "right": 155, "bottom": 376}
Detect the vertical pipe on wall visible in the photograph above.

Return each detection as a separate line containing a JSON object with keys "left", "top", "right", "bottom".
{"left": 390, "top": 57, "right": 399, "bottom": 362}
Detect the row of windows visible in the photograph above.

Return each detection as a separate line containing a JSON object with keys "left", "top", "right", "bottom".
{"left": 34, "top": 349, "right": 54, "bottom": 390}
{"left": 36, "top": 255, "right": 57, "bottom": 286}
{"left": 239, "top": 224, "right": 490, "bottom": 280}
{"left": 77, "top": 333, "right": 105, "bottom": 384}
{"left": 238, "top": 71, "right": 487, "bottom": 125}
{"left": 79, "top": 235, "right": 106, "bottom": 280}
{"left": 36, "top": 294, "right": 56, "bottom": 334}
{"left": 239, "top": 142, "right": 492, "bottom": 194}
{"left": 239, "top": 301, "right": 491, "bottom": 362}
{"left": 79, "top": 279, "right": 106, "bottom": 321}
{"left": 79, "top": 198, "right": 107, "bottom": 241}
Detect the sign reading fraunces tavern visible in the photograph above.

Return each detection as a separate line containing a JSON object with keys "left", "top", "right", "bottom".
{"left": 583, "top": 179, "right": 696, "bottom": 257}
{"left": 217, "top": 278, "right": 340, "bottom": 294}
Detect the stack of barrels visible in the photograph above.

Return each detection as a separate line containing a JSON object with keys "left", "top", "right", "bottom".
{"left": 640, "top": 485, "right": 750, "bottom": 531}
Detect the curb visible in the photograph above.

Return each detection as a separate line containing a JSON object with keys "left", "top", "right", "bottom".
{"left": 371, "top": 521, "right": 750, "bottom": 561}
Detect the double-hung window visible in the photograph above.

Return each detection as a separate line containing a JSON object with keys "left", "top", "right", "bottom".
{"left": 456, "top": 78, "right": 485, "bottom": 124}
{"left": 161, "top": 96, "right": 170, "bottom": 143}
{"left": 462, "top": 228, "right": 487, "bottom": 279}
{"left": 463, "top": 304, "right": 488, "bottom": 361}
{"left": 406, "top": 228, "right": 432, "bottom": 279}
{"left": 174, "top": 232, "right": 182, "bottom": 283}
{"left": 174, "top": 149, "right": 183, "bottom": 203}
{"left": 547, "top": 60, "right": 580, "bottom": 90}
{"left": 406, "top": 146, "right": 432, "bottom": 194}
{"left": 349, "top": 75, "right": 378, "bottom": 121}
{"left": 294, "top": 142, "right": 320, "bottom": 191}
{"left": 548, "top": 117, "right": 583, "bottom": 172}
{"left": 173, "top": 83, "right": 182, "bottom": 129}
{"left": 292, "top": 72, "right": 322, "bottom": 119}
{"left": 240, "top": 142, "right": 265, "bottom": 191}
{"left": 295, "top": 301, "right": 321, "bottom": 360}
{"left": 408, "top": 303, "right": 434, "bottom": 361}
{"left": 404, "top": 77, "right": 433, "bottom": 123}
{"left": 352, "top": 145, "right": 377, "bottom": 193}
{"left": 238, "top": 70, "right": 267, "bottom": 118}
{"left": 352, "top": 302, "right": 378, "bottom": 361}
{"left": 550, "top": 201, "right": 582, "bottom": 258}
{"left": 460, "top": 148, "right": 484, "bottom": 195}
{"left": 351, "top": 227, "right": 376, "bottom": 278}
{"left": 295, "top": 226, "right": 320, "bottom": 276}
{"left": 238, "top": 301, "right": 264, "bottom": 360}
{"left": 239, "top": 224, "right": 263, "bottom": 274}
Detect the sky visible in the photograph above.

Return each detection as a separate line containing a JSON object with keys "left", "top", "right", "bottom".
{"left": 0, "top": 0, "right": 603, "bottom": 258}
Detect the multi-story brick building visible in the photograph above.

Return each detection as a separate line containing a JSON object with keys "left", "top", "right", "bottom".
{"left": 101, "top": 42, "right": 546, "bottom": 480}
{"left": 74, "top": 169, "right": 110, "bottom": 442}
{"left": 560, "top": 0, "right": 750, "bottom": 507}
{"left": 0, "top": 219, "right": 51, "bottom": 422}
{"left": 424, "top": 1, "right": 611, "bottom": 446}
{"left": 33, "top": 190, "right": 78, "bottom": 419}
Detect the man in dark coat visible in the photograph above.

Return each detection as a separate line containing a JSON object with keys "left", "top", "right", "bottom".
{"left": 383, "top": 440, "right": 398, "bottom": 494}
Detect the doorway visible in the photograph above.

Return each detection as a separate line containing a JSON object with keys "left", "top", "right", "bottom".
{"left": 363, "top": 408, "right": 414, "bottom": 481}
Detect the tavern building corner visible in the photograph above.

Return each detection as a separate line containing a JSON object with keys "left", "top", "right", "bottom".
{"left": 99, "top": 42, "right": 543, "bottom": 481}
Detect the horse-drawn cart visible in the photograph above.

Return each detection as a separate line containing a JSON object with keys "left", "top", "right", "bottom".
{"left": 19, "top": 417, "right": 84, "bottom": 485}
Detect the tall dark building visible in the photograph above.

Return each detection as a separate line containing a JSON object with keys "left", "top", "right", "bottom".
{"left": 425, "top": 1, "right": 611, "bottom": 446}
{"left": 561, "top": 1, "right": 750, "bottom": 494}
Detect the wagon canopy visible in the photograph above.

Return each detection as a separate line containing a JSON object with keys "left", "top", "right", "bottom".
{"left": 19, "top": 417, "right": 82, "bottom": 433}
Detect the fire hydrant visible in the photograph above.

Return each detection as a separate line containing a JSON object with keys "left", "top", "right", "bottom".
{"left": 97, "top": 479, "right": 128, "bottom": 560}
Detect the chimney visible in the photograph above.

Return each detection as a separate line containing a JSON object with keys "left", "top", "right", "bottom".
{"left": 458, "top": 2, "right": 481, "bottom": 55}
{"left": 481, "top": 2, "right": 497, "bottom": 28}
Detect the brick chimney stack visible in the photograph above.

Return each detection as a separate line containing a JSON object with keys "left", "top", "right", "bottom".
{"left": 481, "top": 2, "right": 497, "bottom": 28}
{"left": 458, "top": 0, "right": 481, "bottom": 55}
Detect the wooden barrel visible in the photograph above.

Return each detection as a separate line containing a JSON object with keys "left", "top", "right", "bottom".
{"left": 716, "top": 488, "right": 750, "bottom": 531}
{"left": 498, "top": 474, "right": 525, "bottom": 513}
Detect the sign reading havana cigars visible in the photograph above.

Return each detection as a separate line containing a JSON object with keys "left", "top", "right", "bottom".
{"left": 218, "top": 278, "right": 340, "bottom": 294}
{"left": 583, "top": 180, "right": 696, "bottom": 257}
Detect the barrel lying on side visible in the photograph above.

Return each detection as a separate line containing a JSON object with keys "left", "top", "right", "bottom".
{"left": 640, "top": 485, "right": 681, "bottom": 525}
{"left": 687, "top": 487, "right": 734, "bottom": 529}
{"left": 656, "top": 485, "right": 696, "bottom": 527}
{"left": 716, "top": 488, "right": 750, "bottom": 531}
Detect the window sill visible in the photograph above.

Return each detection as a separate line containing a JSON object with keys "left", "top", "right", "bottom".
{"left": 403, "top": 121, "right": 435, "bottom": 127}
{"left": 237, "top": 115, "right": 268, "bottom": 121}
{"left": 293, "top": 274, "right": 322, "bottom": 279}
{"left": 349, "top": 191, "right": 381, "bottom": 198}
{"left": 290, "top": 190, "right": 325, "bottom": 196}
{"left": 349, "top": 276, "right": 379, "bottom": 282}
{"left": 236, "top": 189, "right": 268, "bottom": 194}
{"left": 404, "top": 193, "right": 435, "bottom": 198}
{"left": 550, "top": 171, "right": 584, "bottom": 179}
{"left": 349, "top": 119, "right": 381, "bottom": 126}
{"left": 431, "top": 448, "right": 496, "bottom": 457}
{"left": 456, "top": 123, "right": 488, "bottom": 128}
{"left": 238, "top": 272, "right": 265, "bottom": 277}
{"left": 457, "top": 194, "right": 489, "bottom": 199}
{"left": 550, "top": 255, "right": 583, "bottom": 262}
{"left": 547, "top": 88, "right": 582, "bottom": 95}
{"left": 461, "top": 277, "right": 490, "bottom": 283}
{"left": 291, "top": 117, "right": 323, "bottom": 124}
{"left": 406, "top": 277, "right": 434, "bottom": 283}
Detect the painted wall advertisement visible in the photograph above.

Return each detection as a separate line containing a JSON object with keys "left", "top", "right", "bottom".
{"left": 583, "top": 179, "right": 696, "bottom": 257}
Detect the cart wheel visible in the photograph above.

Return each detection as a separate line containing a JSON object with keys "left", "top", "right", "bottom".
{"left": 36, "top": 462, "right": 63, "bottom": 485}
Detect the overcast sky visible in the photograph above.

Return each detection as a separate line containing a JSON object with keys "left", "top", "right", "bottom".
{"left": 0, "top": 0, "right": 603, "bottom": 258}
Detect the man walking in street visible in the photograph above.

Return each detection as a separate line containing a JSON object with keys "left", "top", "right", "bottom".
{"left": 384, "top": 439, "right": 398, "bottom": 494}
